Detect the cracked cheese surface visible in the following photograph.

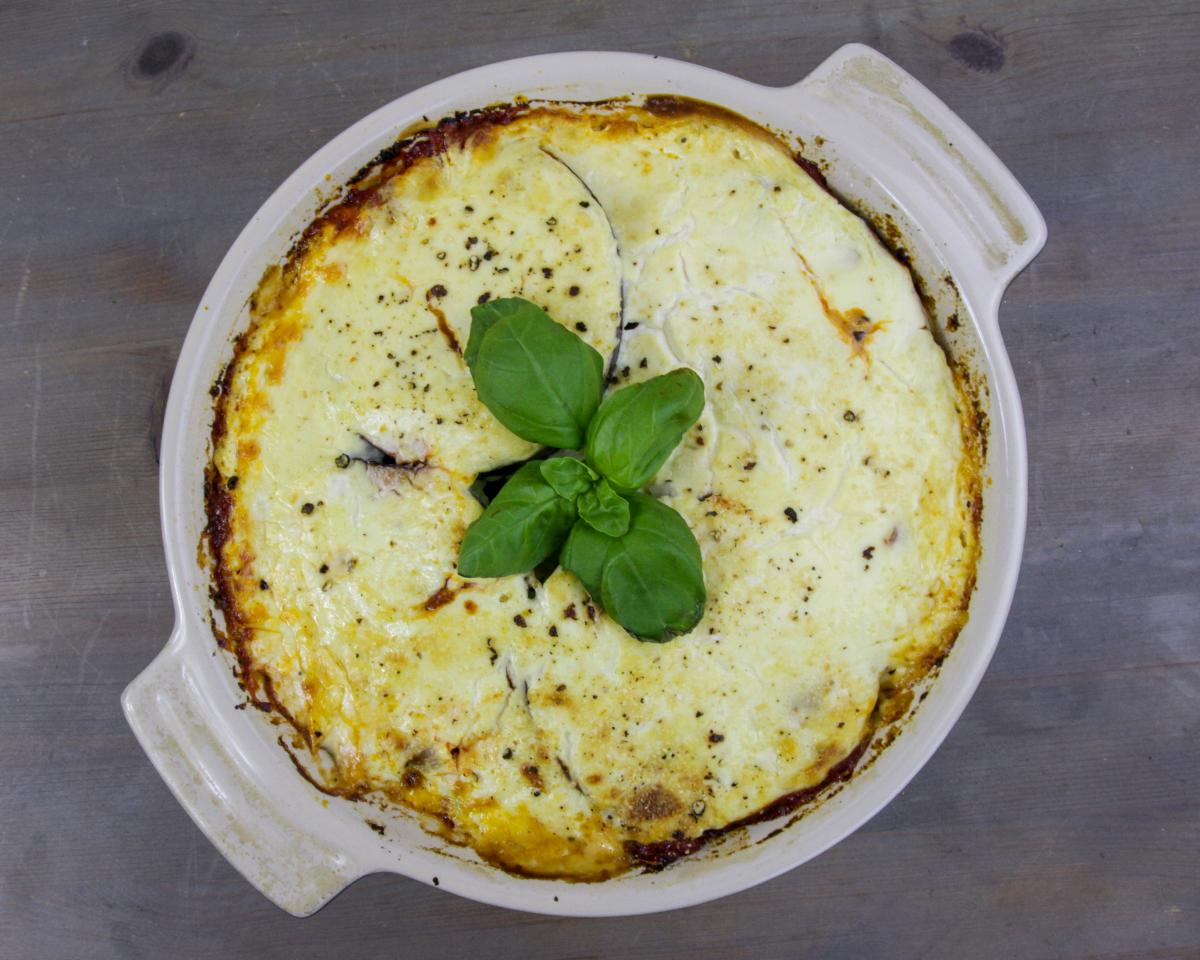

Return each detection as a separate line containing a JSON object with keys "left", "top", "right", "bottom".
{"left": 210, "top": 102, "right": 981, "bottom": 879}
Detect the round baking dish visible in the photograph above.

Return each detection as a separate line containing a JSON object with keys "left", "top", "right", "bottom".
{"left": 123, "top": 45, "right": 1045, "bottom": 917}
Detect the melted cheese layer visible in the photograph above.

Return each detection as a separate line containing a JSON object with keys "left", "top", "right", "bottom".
{"left": 210, "top": 101, "right": 981, "bottom": 879}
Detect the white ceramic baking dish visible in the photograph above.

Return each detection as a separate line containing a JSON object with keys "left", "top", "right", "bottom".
{"left": 123, "top": 44, "right": 1045, "bottom": 917}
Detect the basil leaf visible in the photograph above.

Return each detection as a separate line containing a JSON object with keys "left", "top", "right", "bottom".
{"left": 457, "top": 461, "right": 576, "bottom": 578}
{"left": 540, "top": 457, "right": 596, "bottom": 501}
{"left": 466, "top": 297, "right": 604, "bottom": 448}
{"left": 577, "top": 478, "right": 631, "bottom": 536}
{"left": 560, "top": 518, "right": 616, "bottom": 602}
{"left": 585, "top": 368, "right": 705, "bottom": 491}
{"left": 464, "top": 298, "right": 522, "bottom": 369}
{"left": 600, "top": 493, "right": 705, "bottom": 641}
{"left": 561, "top": 493, "right": 705, "bottom": 642}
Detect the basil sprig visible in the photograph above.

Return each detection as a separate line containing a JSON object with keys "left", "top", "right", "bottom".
{"left": 456, "top": 297, "right": 707, "bottom": 641}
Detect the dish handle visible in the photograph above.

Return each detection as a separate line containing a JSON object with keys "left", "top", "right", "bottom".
{"left": 789, "top": 43, "right": 1047, "bottom": 309}
{"left": 122, "top": 629, "right": 364, "bottom": 916}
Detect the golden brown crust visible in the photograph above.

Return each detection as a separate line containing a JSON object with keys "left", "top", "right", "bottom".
{"left": 203, "top": 95, "right": 985, "bottom": 878}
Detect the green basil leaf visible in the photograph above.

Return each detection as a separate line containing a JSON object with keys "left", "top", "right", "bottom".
{"left": 585, "top": 368, "right": 705, "bottom": 491}
{"left": 577, "top": 478, "right": 631, "bottom": 536}
{"left": 559, "top": 518, "right": 617, "bottom": 602}
{"left": 466, "top": 297, "right": 604, "bottom": 448}
{"left": 599, "top": 493, "right": 705, "bottom": 641}
{"left": 539, "top": 457, "right": 596, "bottom": 501}
{"left": 457, "top": 461, "right": 576, "bottom": 578}
{"left": 561, "top": 493, "right": 705, "bottom": 642}
{"left": 465, "top": 298, "right": 523, "bottom": 369}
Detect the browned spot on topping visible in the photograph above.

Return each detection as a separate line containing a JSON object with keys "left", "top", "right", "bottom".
{"left": 513, "top": 613, "right": 527, "bottom": 627}
{"left": 628, "top": 784, "right": 683, "bottom": 821}
{"left": 862, "top": 546, "right": 875, "bottom": 560}
{"left": 426, "top": 287, "right": 459, "bottom": 354}
{"left": 711, "top": 493, "right": 751, "bottom": 516}
{"left": 878, "top": 687, "right": 914, "bottom": 724}
{"left": 366, "top": 820, "right": 386, "bottom": 835}
{"left": 793, "top": 250, "right": 884, "bottom": 358}
{"left": 464, "top": 599, "right": 478, "bottom": 613}
{"left": 422, "top": 578, "right": 461, "bottom": 611}
{"left": 708, "top": 731, "right": 725, "bottom": 744}
{"left": 885, "top": 526, "right": 899, "bottom": 545}
{"left": 401, "top": 769, "right": 424, "bottom": 789}
{"left": 521, "top": 764, "right": 544, "bottom": 790}
{"left": 406, "top": 747, "right": 435, "bottom": 769}
{"left": 586, "top": 773, "right": 603, "bottom": 785}
{"left": 564, "top": 603, "right": 577, "bottom": 620}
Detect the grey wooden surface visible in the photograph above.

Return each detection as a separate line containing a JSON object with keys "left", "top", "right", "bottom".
{"left": 2, "top": 1, "right": 1197, "bottom": 957}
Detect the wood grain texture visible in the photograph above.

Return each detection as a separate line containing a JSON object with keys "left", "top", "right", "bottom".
{"left": 1, "top": 0, "right": 1197, "bottom": 957}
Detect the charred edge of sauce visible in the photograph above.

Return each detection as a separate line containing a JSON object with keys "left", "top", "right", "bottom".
{"left": 351, "top": 104, "right": 527, "bottom": 189}
{"left": 733, "top": 736, "right": 872, "bottom": 828}
{"left": 207, "top": 346, "right": 241, "bottom": 450}
{"left": 277, "top": 734, "right": 366, "bottom": 800}
{"left": 792, "top": 152, "right": 837, "bottom": 199}
{"left": 639, "top": 95, "right": 793, "bottom": 151}
{"left": 626, "top": 735, "right": 873, "bottom": 871}
{"left": 205, "top": 452, "right": 364, "bottom": 790}
{"left": 204, "top": 323, "right": 267, "bottom": 705}
{"left": 202, "top": 465, "right": 262, "bottom": 702}
{"left": 281, "top": 103, "right": 529, "bottom": 275}
{"left": 863, "top": 210, "right": 914, "bottom": 269}
{"left": 640, "top": 95, "right": 696, "bottom": 117}
{"left": 954, "top": 360, "right": 990, "bottom": 465}
{"left": 259, "top": 673, "right": 309, "bottom": 748}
